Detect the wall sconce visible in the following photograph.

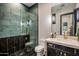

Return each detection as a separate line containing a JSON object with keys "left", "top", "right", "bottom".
{"left": 52, "top": 14, "right": 56, "bottom": 24}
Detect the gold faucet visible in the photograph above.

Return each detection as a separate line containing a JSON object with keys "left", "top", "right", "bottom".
{"left": 64, "top": 31, "right": 68, "bottom": 39}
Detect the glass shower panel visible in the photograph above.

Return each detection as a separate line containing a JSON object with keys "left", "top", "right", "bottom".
{"left": 29, "top": 4, "right": 38, "bottom": 48}
{"left": 21, "top": 9, "right": 38, "bottom": 48}
{"left": 29, "top": 13, "right": 38, "bottom": 48}
{"left": 0, "top": 3, "right": 38, "bottom": 51}
{"left": 20, "top": 6, "right": 29, "bottom": 35}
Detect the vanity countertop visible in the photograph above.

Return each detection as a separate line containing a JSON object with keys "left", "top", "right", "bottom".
{"left": 46, "top": 38, "right": 79, "bottom": 49}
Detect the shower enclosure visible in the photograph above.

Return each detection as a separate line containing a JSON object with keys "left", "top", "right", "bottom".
{"left": 0, "top": 3, "right": 38, "bottom": 56}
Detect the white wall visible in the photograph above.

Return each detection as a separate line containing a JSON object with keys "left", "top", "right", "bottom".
{"left": 38, "top": 3, "right": 59, "bottom": 44}
{"left": 76, "top": 3, "right": 79, "bottom": 8}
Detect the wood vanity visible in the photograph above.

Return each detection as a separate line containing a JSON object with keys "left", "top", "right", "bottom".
{"left": 46, "top": 37, "right": 79, "bottom": 56}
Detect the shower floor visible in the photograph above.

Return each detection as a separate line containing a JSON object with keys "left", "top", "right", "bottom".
{"left": 10, "top": 47, "right": 36, "bottom": 56}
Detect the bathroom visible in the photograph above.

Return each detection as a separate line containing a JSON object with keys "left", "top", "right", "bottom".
{"left": 0, "top": 3, "right": 79, "bottom": 56}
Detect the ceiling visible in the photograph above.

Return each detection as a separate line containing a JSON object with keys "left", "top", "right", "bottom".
{"left": 23, "top": 3, "right": 35, "bottom": 7}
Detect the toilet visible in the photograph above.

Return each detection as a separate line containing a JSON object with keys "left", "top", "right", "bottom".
{"left": 35, "top": 39, "right": 46, "bottom": 56}
{"left": 35, "top": 45, "right": 44, "bottom": 56}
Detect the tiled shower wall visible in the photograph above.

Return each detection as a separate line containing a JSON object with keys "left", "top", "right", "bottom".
{"left": 29, "top": 4, "right": 38, "bottom": 47}
{"left": 0, "top": 3, "right": 38, "bottom": 47}
{"left": 0, "top": 3, "right": 28, "bottom": 37}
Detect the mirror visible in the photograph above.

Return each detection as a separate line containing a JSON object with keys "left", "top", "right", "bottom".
{"left": 75, "top": 8, "right": 79, "bottom": 36}
{"left": 51, "top": 3, "right": 77, "bottom": 36}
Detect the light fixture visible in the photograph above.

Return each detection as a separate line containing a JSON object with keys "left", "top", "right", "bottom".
{"left": 52, "top": 14, "right": 56, "bottom": 24}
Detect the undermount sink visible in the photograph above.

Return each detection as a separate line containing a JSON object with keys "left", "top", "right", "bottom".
{"left": 56, "top": 35, "right": 78, "bottom": 40}
{"left": 46, "top": 36, "right": 79, "bottom": 49}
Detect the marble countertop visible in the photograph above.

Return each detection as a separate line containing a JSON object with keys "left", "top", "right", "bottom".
{"left": 46, "top": 37, "right": 79, "bottom": 49}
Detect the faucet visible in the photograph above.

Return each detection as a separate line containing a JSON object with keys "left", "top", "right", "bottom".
{"left": 54, "top": 32, "right": 56, "bottom": 38}
{"left": 64, "top": 31, "right": 68, "bottom": 39}
{"left": 51, "top": 32, "right": 56, "bottom": 38}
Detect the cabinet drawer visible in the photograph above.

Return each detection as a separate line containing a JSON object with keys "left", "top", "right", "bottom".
{"left": 47, "top": 46, "right": 56, "bottom": 56}
{"left": 47, "top": 43, "right": 76, "bottom": 56}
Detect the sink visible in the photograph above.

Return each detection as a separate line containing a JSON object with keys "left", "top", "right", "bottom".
{"left": 67, "top": 36, "right": 78, "bottom": 40}
{"left": 56, "top": 35, "right": 78, "bottom": 40}
{"left": 46, "top": 36, "right": 79, "bottom": 49}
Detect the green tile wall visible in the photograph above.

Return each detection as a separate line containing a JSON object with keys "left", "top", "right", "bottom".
{"left": 0, "top": 3, "right": 38, "bottom": 47}
{"left": 0, "top": 3, "right": 29, "bottom": 38}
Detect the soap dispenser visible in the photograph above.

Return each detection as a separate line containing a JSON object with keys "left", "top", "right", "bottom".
{"left": 51, "top": 33, "right": 54, "bottom": 38}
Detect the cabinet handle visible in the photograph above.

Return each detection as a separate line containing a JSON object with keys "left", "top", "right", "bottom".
{"left": 48, "top": 44, "right": 52, "bottom": 47}
{"left": 60, "top": 52, "right": 63, "bottom": 55}
{"left": 64, "top": 53, "right": 66, "bottom": 56}
{"left": 74, "top": 49, "right": 76, "bottom": 54}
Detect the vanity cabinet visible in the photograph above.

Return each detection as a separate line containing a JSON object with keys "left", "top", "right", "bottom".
{"left": 75, "top": 49, "right": 79, "bottom": 55}
{"left": 47, "top": 43, "right": 79, "bottom": 56}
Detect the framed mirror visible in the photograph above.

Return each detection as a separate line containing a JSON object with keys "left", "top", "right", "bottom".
{"left": 60, "top": 12, "right": 75, "bottom": 36}
{"left": 51, "top": 3, "right": 76, "bottom": 36}
{"left": 75, "top": 8, "right": 79, "bottom": 36}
